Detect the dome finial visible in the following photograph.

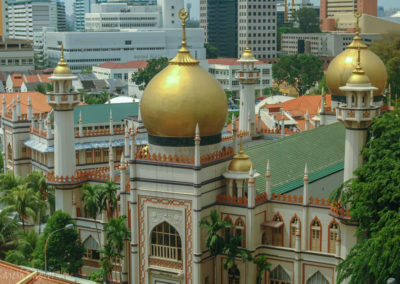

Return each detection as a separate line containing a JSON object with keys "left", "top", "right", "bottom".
{"left": 354, "top": 11, "right": 362, "bottom": 37}
{"left": 239, "top": 131, "right": 244, "bottom": 153}
{"left": 179, "top": 8, "right": 189, "bottom": 49}
{"left": 53, "top": 41, "right": 72, "bottom": 74}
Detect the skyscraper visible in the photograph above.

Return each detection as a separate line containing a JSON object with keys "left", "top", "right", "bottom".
{"left": 200, "top": 0, "right": 238, "bottom": 58}
{"left": 0, "top": 0, "right": 7, "bottom": 40}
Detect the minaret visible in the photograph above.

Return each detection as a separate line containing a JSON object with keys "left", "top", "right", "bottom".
{"left": 236, "top": 43, "right": 260, "bottom": 136}
{"left": 337, "top": 46, "right": 380, "bottom": 182}
{"left": 47, "top": 44, "right": 80, "bottom": 214}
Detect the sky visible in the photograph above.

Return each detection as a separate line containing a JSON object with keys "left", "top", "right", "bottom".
{"left": 65, "top": 0, "right": 400, "bottom": 18}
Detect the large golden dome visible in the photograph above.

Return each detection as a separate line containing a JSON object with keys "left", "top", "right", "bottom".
{"left": 140, "top": 9, "right": 227, "bottom": 143}
{"left": 326, "top": 35, "right": 387, "bottom": 96}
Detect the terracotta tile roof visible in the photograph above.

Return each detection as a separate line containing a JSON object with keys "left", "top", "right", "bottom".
{"left": 263, "top": 95, "right": 331, "bottom": 118}
{"left": 25, "top": 74, "right": 41, "bottom": 83}
{"left": 11, "top": 73, "right": 24, "bottom": 88}
{"left": 0, "top": 92, "right": 51, "bottom": 117}
{"left": 0, "top": 260, "right": 31, "bottom": 282}
{"left": 39, "top": 74, "right": 52, "bottom": 82}
{"left": 97, "top": 61, "right": 148, "bottom": 70}
{"left": 208, "top": 58, "right": 266, "bottom": 66}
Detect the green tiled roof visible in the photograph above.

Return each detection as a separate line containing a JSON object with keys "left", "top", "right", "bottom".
{"left": 74, "top": 103, "right": 138, "bottom": 124}
{"left": 244, "top": 122, "right": 346, "bottom": 194}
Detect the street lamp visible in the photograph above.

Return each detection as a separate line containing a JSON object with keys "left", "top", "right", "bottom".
{"left": 44, "top": 223, "right": 74, "bottom": 272}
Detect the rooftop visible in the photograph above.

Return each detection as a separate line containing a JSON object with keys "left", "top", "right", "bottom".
{"left": 74, "top": 102, "right": 138, "bottom": 124}
{"left": 0, "top": 92, "right": 51, "bottom": 116}
{"left": 245, "top": 122, "right": 345, "bottom": 194}
{"left": 96, "top": 60, "right": 148, "bottom": 70}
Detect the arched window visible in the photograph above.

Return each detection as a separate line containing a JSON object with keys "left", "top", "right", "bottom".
{"left": 269, "top": 265, "right": 290, "bottom": 284}
{"left": 7, "top": 144, "right": 12, "bottom": 161}
{"left": 290, "top": 216, "right": 300, "bottom": 248}
{"left": 224, "top": 217, "right": 233, "bottom": 243}
{"left": 310, "top": 218, "right": 321, "bottom": 252}
{"left": 228, "top": 267, "right": 240, "bottom": 284}
{"left": 150, "top": 222, "right": 182, "bottom": 261}
{"left": 272, "top": 214, "right": 283, "bottom": 246}
{"left": 307, "top": 271, "right": 329, "bottom": 284}
{"left": 235, "top": 218, "right": 245, "bottom": 247}
{"left": 83, "top": 236, "right": 100, "bottom": 260}
{"left": 329, "top": 221, "right": 339, "bottom": 254}
{"left": 261, "top": 231, "right": 267, "bottom": 245}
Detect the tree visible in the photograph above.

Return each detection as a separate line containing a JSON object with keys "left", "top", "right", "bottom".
{"left": 223, "top": 234, "right": 252, "bottom": 272}
{"left": 254, "top": 255, "right": 270, "bottom": 284}
{"left": 102, "top": 216, "right": 130, "bottom": 282}
{"left": 262, "top": 86, "right": 281, "bottom": 96}
{"left": 33, "top": 210, "right": 84, "bottom": 274}
{"left": 1, "top": 184, "right": 38, "bottom": 232}
{"left": 272, "top": 54, "right": 323, "bottom": 96}
{"left": 81, "top": 66, "right": 93, "bottom": 74}
{"left": 5, "top": 230, "right": 38, "bottom": 266}
{"left": 333, "top": 108, "right": 400, "bottom": 283}
{"left": 293, "top": 8, "right": 321, "bottom": 33}
{"left": 99, "top": 180, "right": 118, "bottom": 220}
{"left": 34, "top": 83, "right": 53, "bottom": 95}
{"left": 205, "top": 43, "right": 219, "bottom": 59}
{"left": 131, "top": 57, "right": 168, "bottom": 91}
{"left": 369, "top": 34, "right": 400, "bottom": 101}
{"left": 0, "top": 210, "right": 18, "bottom": 259}
{"left": 81, "top": 91, "right": 109, "bottom": 105}
{"left": 82, "top": 183, "right": 102, "bottom": 248}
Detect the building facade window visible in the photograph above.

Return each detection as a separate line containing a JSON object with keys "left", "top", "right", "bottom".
{"left": 228, "top": 267, "right": 240, "bottom": 284}
{"left": 310, "top": 217, "right": 321, "bottom": 251}
{"left": 307, "top": 271, "right": 329, "bottom": 284}
{"left": 273, "top": 214, "right": 283, "bottom": 246}
{"left": 83, "top": 236, "right": 100, "bottom": 260}
{"left": 269, "top": 265, "right": 291, "bottom": 284}
{"left": 235, "top": 218, "right": 245, "bottom": 247}
{"left": 290, "top": 215, "right": 300, "bottom": 248}
{"left": 85, "top": 150, "right": 93, "bottom": 164}
{"left": 150, "top": 222, "right": 182, "bottom": 261}
{"left": 329, "top": 221, "right": 339, "bottom": 254}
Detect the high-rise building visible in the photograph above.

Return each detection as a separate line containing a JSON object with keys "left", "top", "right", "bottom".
{"left": 56, "top": 0, "right": 67, "bottom": 31}
{"left": 73, "top": 0, "right": 95, "bottom": 32}
{"left": 238, "top": 0, "right": 277, "bottom": 59}
{"left": 0, "top": 0, "right": 7, "bottom": 40}
{"left": 320, "top": 0, "right": 377, "bottom": 31}
{"left": 200, "top": 0, "right": 238, "bottom": 58}
{"left": 7, "top": 0, "right": 66, "bottom": 40}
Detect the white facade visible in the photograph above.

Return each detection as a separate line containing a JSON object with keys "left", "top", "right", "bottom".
{"left": 35, "top": 28, "right": 206, "bottom": 72}
{"left": 0, "top": 39, "right": 34, "bottom": 72}
{"left": 281, "top": 32, "right": 381, "bottom": 57}
{"left": 7, "top": 0, "right": 64, "bottom": 40}
{"left": 238, "top": 0, "right": 278, "bottom": 59}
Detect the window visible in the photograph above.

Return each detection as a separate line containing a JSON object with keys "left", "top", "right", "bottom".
{"left": 224, "top": 217, "right": 233, "bottom": 243}
{"left": 228, "top": 267, "right": 240, "bottom": 284}
{"left": 83, "top": 236, "right": 100, "bottom": 260}
{"left": 269, "top": 265, "right": 290, "bottom": 284}
{"left": 76, "top": 151, "right": 80, "bottom": 165}
{"left": 329, "top": 221, "right": 339, "bottom": 254}
{"left": 103, "top": 149, "right": 109, "bottom": 162}
{"left": 94, "top": 150, "right": 101, "bottom": 163}
{"left": 85, "top": 150, "right": 93, "bottom": 164}
{"left": 290, "top": 216, "right": 300, "bottom": 248}
{"left": 235, "top": 219, "right": 245, "bottom": 247}
{"left": 116, "top": 148, "right": 123, "bottom": 162}
{"left": 307, "top": 271, "right": 329, "bottom": 284}
{"left": 310, "top": 218, "right": 321, "bottom": 251}
{"left": 151, "top": 222, "right": 182, "bottom": 261}
{"left": 272, "top": 214, "right": 283, "bottom": 246}
{"left": 7, "top": 144, "right": 12, "bottom": 161}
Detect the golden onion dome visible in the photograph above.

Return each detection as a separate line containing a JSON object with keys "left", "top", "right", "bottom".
{"left": 228, "top": 136, "right": 253, "bottom": 172}
{"left": 240, "top": 46, "right": 256, "bottom": 60}
{"left": 53, "top": 44, "right": 72, "bottom": 75}
{"left": 140, "top": 9, "right": 227, "bottom": 141}
{"left": 326, "top": 26, "right": 387, "bottom": 96}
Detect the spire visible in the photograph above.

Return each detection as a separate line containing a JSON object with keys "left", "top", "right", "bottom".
{"left": 303, "top": 163, "right": 309, "bottom": 205}
{"left": 239, "top": 131, "right": 244, "bottom": 153}
{"left": 346, "top": 11, "right": 367, "bottom": 50}
{"left": 169, "top": 8, "right": 199, "bottom": 65}
{"left": 78, "top": 111, "right": 83, "bottom": 137}
{"left": 194, "top": 122, "right": 200, "bottom": 167}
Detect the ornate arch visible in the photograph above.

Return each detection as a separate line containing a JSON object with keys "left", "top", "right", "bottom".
{"left": 328, "top": 219, "right": 340, "bottom": 254}
{"left": 272, "top": 212, "right": 284, "bottom": 246}
{"left": 289, "top": 214, "right": 301, "bottom": 248}
{"left": 307, "top": 271, "right": 329, "bottom": 284}
{"left": 310, "top": 216, "right": 322, "bottom": 251}
{"left": 150, "top": 221, "right": 182, "bottom": 261}
{"left": 269, "top": 264, "right": 291, "bottom": 283}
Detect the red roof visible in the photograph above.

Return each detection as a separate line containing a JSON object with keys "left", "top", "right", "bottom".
{"left": 97, "top": 61, "right": 148, "bottom": 70}
{"left": 25, "top": 74, "right": 41, "bottom": 83}
{"left": 0, "top": 92, "right": 51, "bottom": 117}
{"left": 10, "top": 73, "right": 24, "bottom": 88}
{"left": 208, "top": 58, "right": 266, "bottom": 66}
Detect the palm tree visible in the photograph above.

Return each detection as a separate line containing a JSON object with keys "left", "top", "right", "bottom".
{"left": 0, "top": 172, "right": 23, "bottom": 193}
{"left": 0, "top": 210, "right": 18, "bottom": 258}
{"left": 223, "top": 234, "right": 252, "bottom": 272}
{"left": 81, "top": 183, "right": 102, "bottom": 249}
{"left": 5, "top": 229, "right": 38, "bottom": 266}
{"left": 254, "top": 255, "right": 270, "bottom": 284}
{"left": 199, "top": 210, "right": 232, "bottom": 257}
{"left": 104, "top": 216, "right": 130, "bottom": 283}
{"left": 99, "top": 180, "right": 118, "bottom": 220}
{"left": 1, "top": 184, "right": 38, "bottom": 232}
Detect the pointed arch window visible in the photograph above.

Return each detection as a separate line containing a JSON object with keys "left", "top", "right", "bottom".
{"left": 272, "top": 214, "right": 283, "bottom": 246}
{"left": 329, "top": 221, "right": 339, "bottom": 254}
{"left": 290, "top": 216, "right": 300, "bottom": 248}
{"left": 235, "top": 218, "right": 245, "bottom": 247}
{"left": 310, "top": 218, "right": 321, "bottom": 252}
{"left": 269, "top": 265, "right": 291, "bottom": 284}
{"left": 150, "top": 222, "right": 182, "bottom": 261}
{"left": 228, "top": 267, "right": 240, "bottom": 284}
{"left": 307, "top": 271, "right": 329, "bottom": 284}
{"left": 83, "top": 236, "right": 100, "bottom": 260}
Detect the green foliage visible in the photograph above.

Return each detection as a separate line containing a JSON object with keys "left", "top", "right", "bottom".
{"left": 205, "top": 43, "right": 219, "bottom": 59}
{"left": 262, "top": 86, "right": 281, "bottom": 96}
{"left": 81, "top": 66, "right": 93, "bottom": 74}
{"left": 336, "top": 109, "right": 400, "bottom": 283}
{"left": 223, "top": 234, "right": 252, "bottom": 271}
{"left": 34, "top": 83, "right": 53, "bottom": 94}
{"left": 369, "top": 33, "right": 400, "bottom": 100}
{"left": 200, "top": 210, "right": 233, "bottom": 257}
{"left": 99, "top": 180, "right": 118, "bottom": 220}
{"left": 5, "top": 230, "right": 38, "bottom": 266}
{"left": 131, "top": 57, "right": 169, "bottom": 91}
{"left": 254, "top": 255, "right": 271, "bottom": 284}
{"left": 227, "top": 111, "right": 239, "bottom": 125}
{"left": 81, "top": 91, "right": 110, "bottom": 105}
{"left": 272, "top": 54, "right": 323, "bottom": 96}
{"left": 293, "top": 8, "right": 321, "bottom": 33}
{"left": 0, "top": 210, "right": 18, "bottom": 259}
{"left": 87, "top": 269, "right": 103, "bottom": 283}
{"left": 308, "top": 75, "right": 328, "bottom": 95}
{"left": 34, "top": 53, "right": 51, "bottom": 70}
{"left": 33, "top": 210, "right": 84, "bottom": 274}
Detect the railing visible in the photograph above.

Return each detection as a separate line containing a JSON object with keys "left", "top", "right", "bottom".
{"left": 217, "top": 194, "right": 248, "bottom": 206}
{"left": 330, "top": 202, "right": 352, "bottom": 220}
{"left": 270, "top": 193, "right": 304, "bottom": 204}
{"left": 255, "top": 192, "right": 267, "bottom": 204}
{"left": 151, "top": 244, "right": 181, "bottom": 261}
{"left": 30, "top": 126, "right": 48, "bottom": 138}
{"left": 75, "top": 127, "right": 125, "bottom": 138}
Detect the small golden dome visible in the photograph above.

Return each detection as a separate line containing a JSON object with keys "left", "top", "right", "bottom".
{"left": 140, "top": 9, "right": 227, "bottom": 139}
{"left": 228, "top": 135, "right": 253, "bottom": 172}
{"left": 347, "top": 71, "right": 371, "bottom": 85}
{"left": 53, "top": 44, "right": 72, "bottom": 75}
{"left": 326, "top": 26, "right": 387, "bottom": 96}
{"left": 240, "top": 46, "right": 256, "bottom": 60}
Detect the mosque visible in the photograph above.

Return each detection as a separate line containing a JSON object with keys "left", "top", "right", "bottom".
{"left": 0, "top": 9, "right": 388, "bottom": 284}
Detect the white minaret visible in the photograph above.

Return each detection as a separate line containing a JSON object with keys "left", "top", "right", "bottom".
{"left": 337, "top": 47, "right": 380, "bottom": 183}
{"left": 236, "top": 44, "right": 260, "bottom": 136}
{"left": 47, "top": 44, "right": 80, "bottom": 214}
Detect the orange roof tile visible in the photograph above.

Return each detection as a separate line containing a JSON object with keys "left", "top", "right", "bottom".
{"left": 39, "top": 74, "right": 52, "bottom": 83}
{"left": 208, "top": 58, "right": 266, "bottom": 66}
{"left": 0, "top": 92, "right": 51, "bottom": 117}
{"left": 25, "top": 74, "right": 41, "bottom": 83}
{"left": 11, "top": 73, "right": 24, "bottom": 88}
{"left": 97, "top": 61, "right": 148, "bottom": 70}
